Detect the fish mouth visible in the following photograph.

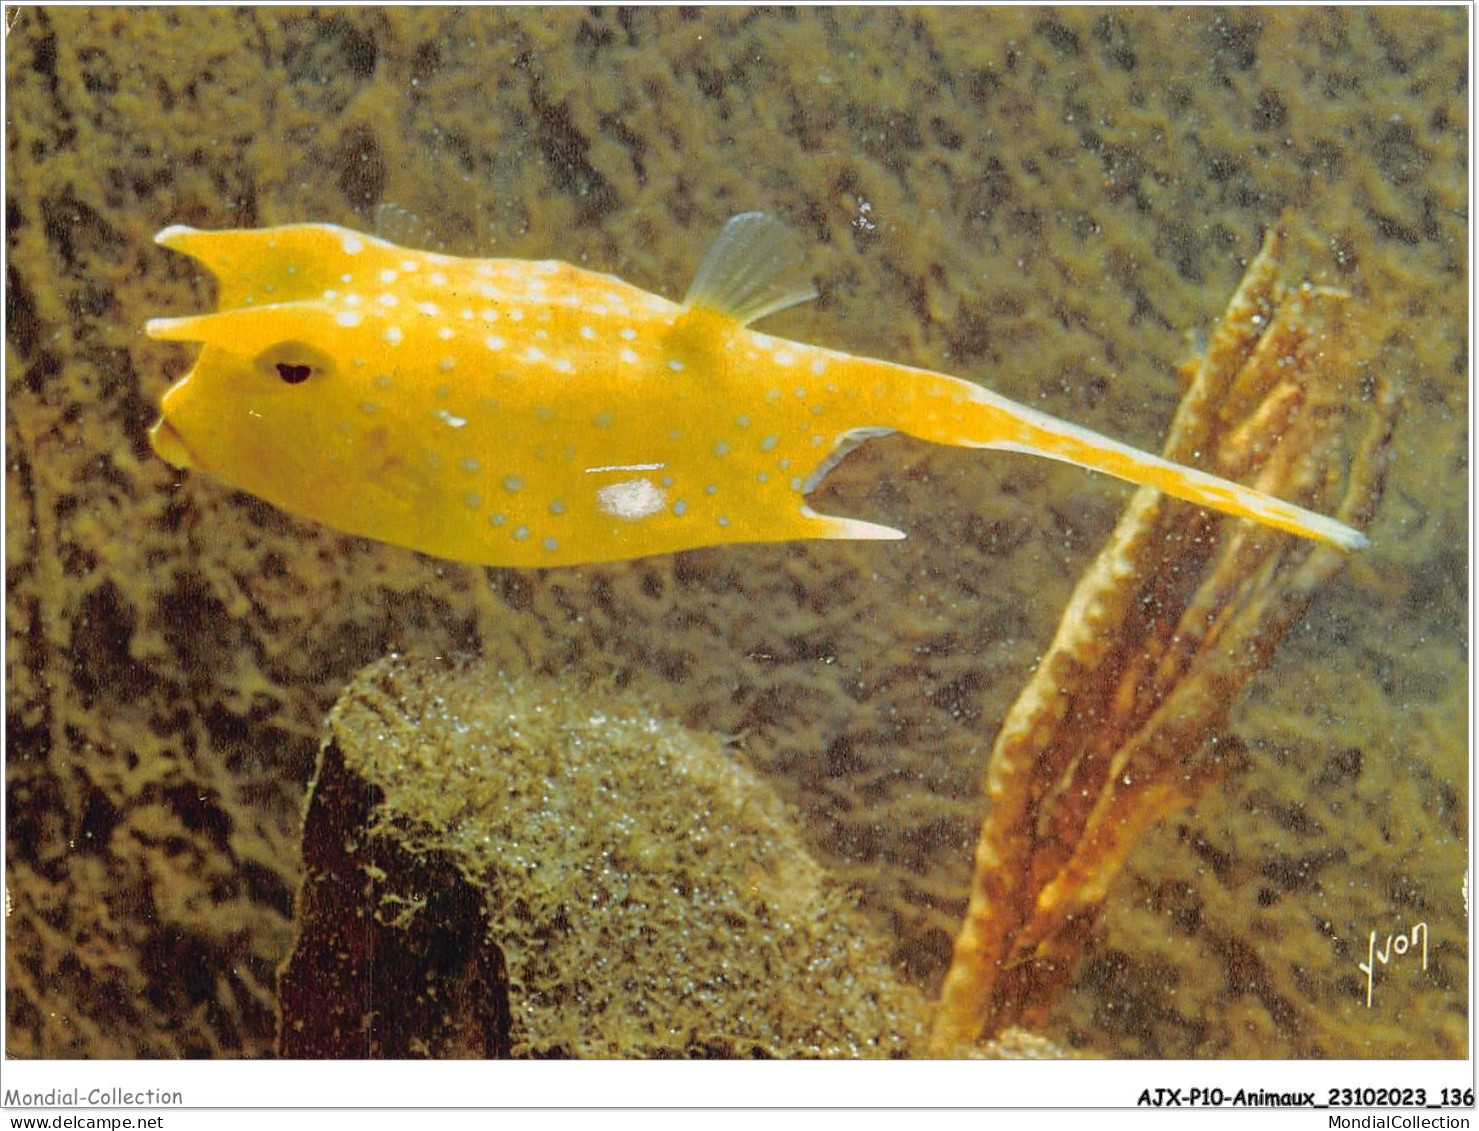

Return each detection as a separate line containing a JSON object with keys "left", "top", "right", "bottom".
{"left": 149, "top": 416, "right": 196, "bottom": 470}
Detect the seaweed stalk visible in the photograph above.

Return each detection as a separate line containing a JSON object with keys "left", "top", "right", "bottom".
{"left": 932, "top": 226, "right": 1399, "bottom": 1052}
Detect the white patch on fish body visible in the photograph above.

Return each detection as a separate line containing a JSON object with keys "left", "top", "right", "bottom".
{"left": 596, "top": 478, "right": 666, "bottom": 520}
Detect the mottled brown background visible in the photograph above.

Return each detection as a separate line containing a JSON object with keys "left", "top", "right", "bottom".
{"left": 6, "top": 6, "right": 1467, "bottom": 1057}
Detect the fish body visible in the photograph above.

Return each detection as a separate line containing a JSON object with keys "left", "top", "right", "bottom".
{"left": 147, "top": 214, "right": 1366, "bottom": 566}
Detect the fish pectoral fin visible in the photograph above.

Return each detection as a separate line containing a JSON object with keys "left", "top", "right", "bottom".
{"left": 683, "top": 212, "right": 818, "bottom": 327}
{"left": 800, "top": 505, "right": 906, "bottom": 542}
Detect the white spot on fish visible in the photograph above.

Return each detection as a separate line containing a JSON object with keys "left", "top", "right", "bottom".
{"left": 383, "top": 326, "right": 403, "bottom": 345}
{"left": 374, "top": 374, "right": 393, "bottom": 390}
{"left": 480, "top": 309, "right": 499, "bottom": 322}
{"left": 430, "top": 273, "right": 448, "bottom": 286}
{"left": 503, "top": 475, "right": 524, "bottom": 492}
{"left": 464, "top": 491, "right": 482, "bottom": 509}
{"left": 553, "top": 358, "right": 574, "bottom": 373}
{"left": 619, "top": 328, "right": 637, "bottom": 340}
{"left": 596, "top": 478, "right": 666, "bottom": 520}
{"left": 335, "top": 311, "right": 361, "bottom": 327}
{"left": 341, "top": 234, "right": 363, "bottom": 254}
{"left": 549, "top": 500, "right": 565, "bottom": 515}
{"left": 774, "top": 349, "right": 796, "bottom": 366}
{"left": 418, "top": 302, "right": 440, "bottom": 316}
{"left": 379, "top": 269, "right": 397, "bottom": 284}
{"left": 672, "top": 499, "right": 688, "bottom": 517}
{"left": 507, "top": 309, "right": 524, "bottom": 322}
{"left": 761, "top": 435, "right": 779, "bottom": 451}
{"left": 513, "top": 526, "right": 530, "bottom": 541}
{"left": 619, "top": 349, "right": 639, "bottom": 364}
{"left": 484, "top": 335, "right": 506, "bottom": 351}
{"left": 377, "top": 293, "right": 398, "bottom": 306}
{"left": 459, "top": 457, "right": 481, "bottom": 473}
{"left": 524, "top": 347, "right": 546, "bottom": 363}
{"left": 437, "top": 409, "right": 467, "bottom": 428}
{"left": 580, "top": 325, "right": 596, "bottom": 340}
{"left": 437, "top": 327, "right": 454, "bottom": 341}
{"left": 542, "top": 537, "right": 558, "bottom": 551}
{"left": 668, "top": 359, "right": 685, "bottom": 372}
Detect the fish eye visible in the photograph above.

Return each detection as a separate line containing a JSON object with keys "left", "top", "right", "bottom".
{"left": 255, "top": 341, "right": 335, "bottom": 387}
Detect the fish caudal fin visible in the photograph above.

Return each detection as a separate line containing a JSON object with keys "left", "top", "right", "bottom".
{"left": 947, "top": 381, "right": 1368, "bottom": 551}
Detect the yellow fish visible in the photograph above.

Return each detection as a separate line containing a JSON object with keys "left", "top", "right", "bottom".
{"left": 147, "top": 213, "right": 1366, "bottom": 566}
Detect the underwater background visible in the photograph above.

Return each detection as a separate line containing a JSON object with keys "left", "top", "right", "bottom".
{"left": 4, "top": 6, "right": 1467, "bottom": 1057}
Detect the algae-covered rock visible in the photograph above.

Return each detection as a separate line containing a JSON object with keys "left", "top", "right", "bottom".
{"left": 278, "top": 653, "right": 930, "bottom": 1058}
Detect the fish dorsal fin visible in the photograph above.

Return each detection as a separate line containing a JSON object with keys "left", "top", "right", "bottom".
{"left": 683, "top": 212, "right": 818, "bottom": 326}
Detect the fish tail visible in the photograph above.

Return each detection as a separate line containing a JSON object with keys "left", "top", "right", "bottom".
{"left": 913, "top": 377, "right": 1368, "bottom": 551}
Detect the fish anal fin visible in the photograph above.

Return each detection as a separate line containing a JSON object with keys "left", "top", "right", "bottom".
{"left": 683, "top": 212, "right": 818, "bottom": 327}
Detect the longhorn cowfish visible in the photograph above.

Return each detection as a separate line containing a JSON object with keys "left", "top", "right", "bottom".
{"left": 146, "top": 212, "right": 1367, "bottom": 566}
